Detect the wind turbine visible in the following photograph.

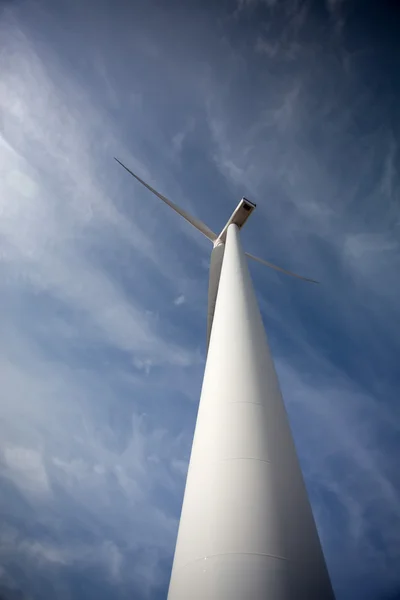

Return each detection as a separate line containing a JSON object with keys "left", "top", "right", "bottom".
{"left": 115, "top": 158, "right": 335, "bottom": 600}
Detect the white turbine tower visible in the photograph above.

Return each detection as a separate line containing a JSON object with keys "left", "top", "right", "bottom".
{"left": 115, "top": 158, "right": 335, "bottom": 600}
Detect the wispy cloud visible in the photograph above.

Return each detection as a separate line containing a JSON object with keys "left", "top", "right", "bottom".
{"left": 0, "top": 9, "right": 204, "bottom": 599}
{"left": 173, "top": 294, "right": 186, "bottom": 306}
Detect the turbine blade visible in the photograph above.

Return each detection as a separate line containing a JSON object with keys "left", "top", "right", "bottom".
{"left": 114, "top": 158, "right": 217, "bottom": 242}
{"left": 245, "top": 252, "right": 319, "bottom": 284}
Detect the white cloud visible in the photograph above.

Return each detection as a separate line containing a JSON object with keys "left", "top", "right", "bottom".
{"left": 344, "top": 232, "right": 398, "bottom": 263}
{"left": 170, "top": 459, "right": 188, "bottom": 477}
{"left": 21, "top": 541, "right": 67, "bottom": 565}
{"left": 171, "top": 118, "right": 195, "bottom": 157}
{"left": 0, "top": 529, "right": 124, "bottom": 582}
{"left": 173, "top": 294, "right": 185, "bottom": 306}
{"left": 133, "top": 357, "right": 154, "bottom": 374}
{"left": 2, "top": 446, "right": 50, "bottom": 496}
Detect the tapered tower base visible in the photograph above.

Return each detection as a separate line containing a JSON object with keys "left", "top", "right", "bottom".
{"left": 167, "top": 224, "right": 334, "bottom": 600}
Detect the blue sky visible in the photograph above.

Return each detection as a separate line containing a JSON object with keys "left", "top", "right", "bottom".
{"left": 0, "top": 0, "right": 399, "bottom": 598}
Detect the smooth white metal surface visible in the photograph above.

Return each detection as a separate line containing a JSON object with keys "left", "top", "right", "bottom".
{"left": 207, "top": 243, "right": 225, "bottom": 349}
{"left": 167, "top": 224, "right": 334, "bottom": 600}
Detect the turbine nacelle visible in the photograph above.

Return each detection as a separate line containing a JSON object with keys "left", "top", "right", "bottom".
{"left": 215, "top": 197, "right": 256, "bottom": 246}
